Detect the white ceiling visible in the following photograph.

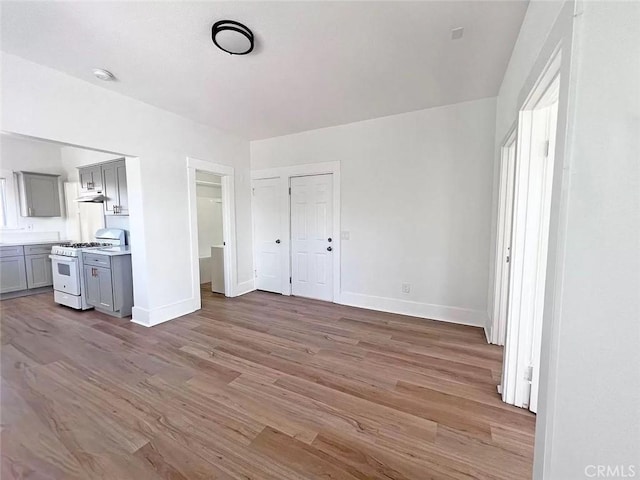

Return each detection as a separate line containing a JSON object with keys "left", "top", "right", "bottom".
{"left": 1, "top": 1, "right": 528, "bottom": 140}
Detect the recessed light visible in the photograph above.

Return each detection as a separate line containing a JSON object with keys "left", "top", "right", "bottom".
{"left": 451, "top": 27, "right": 464, "bottom": 40}
{"left": 212, "top": 20, "right": 254, "bottom": 55}
{"left": 92, "top": 68, "right": 116, "bottom": 81}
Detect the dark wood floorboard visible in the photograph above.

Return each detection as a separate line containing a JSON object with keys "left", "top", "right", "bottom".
{"left": 0, "top": 285, "right": 535, "bottom": 479}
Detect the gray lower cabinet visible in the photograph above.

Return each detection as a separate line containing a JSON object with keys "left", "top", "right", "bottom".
{"left": 25, "top": 254, "right": 53, "bottom": 289}
{"left": 1, "top": 243, "right": 56, "bottom": 297}
{"left": 84, "top": 265, "right": 114, "bottom": 311}
{"left": 0, "top": 256, "right": 28, "bottom": 293}
{"left": 83, "top": 252, "right": 133, "bottom": 317}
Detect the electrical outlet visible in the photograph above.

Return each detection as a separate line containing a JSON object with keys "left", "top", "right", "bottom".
{"left": 401, "top": 283, "right": 411, "bottom": 294}
{"left": 341, "top": 231, "right": 350, "bottom": 240}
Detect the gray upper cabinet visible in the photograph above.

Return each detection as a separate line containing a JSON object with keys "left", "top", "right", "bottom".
{"left": 79, "top": 165, "right": 103, "bottom": 193}
{"left": 101, "top": 159, "right": 128, "bottom": 216}
{"left": 17, "top": 172, "right": 61, "bottom": 217}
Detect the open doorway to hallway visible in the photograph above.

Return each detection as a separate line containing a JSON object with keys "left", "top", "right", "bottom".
{"left": 195, "top": 171, "right": 225, "bottom": 297}
{"left": 186, "top": 157, "right": 237, "bottom": 308}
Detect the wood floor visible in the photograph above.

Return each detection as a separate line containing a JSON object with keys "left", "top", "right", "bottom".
{"left": 1, "top": 286, "right": 535, "bottom": 480}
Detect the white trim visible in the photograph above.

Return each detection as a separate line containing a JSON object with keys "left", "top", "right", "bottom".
{"left": 484, "top": 324, "right": 492, "bottom": 344}
{"left": 502, "top": 50, "right": 562, "bottom": 410}
{"left": 186, "top": 157, "right": 241, "bottom": 306}
{"left": 339, "top": 291, "right": 487, "bottom": 328}
{"left": 131, "top": 297, "right": 199, "bottom": 327}
{"left": 252, "top": 161, "right": 341, "bottom": 302}
{"left": 490, "top": 126, "right": 518, "bottom": 346}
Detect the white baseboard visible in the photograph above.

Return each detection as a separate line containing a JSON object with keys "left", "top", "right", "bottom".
{"left": 232, "top": 279, "right": 256, "bottom": 297}
{"left": 484, "top": 325, "right": 492, "bottom": 344}
{"left": 339, "top": 291, "right": 488, "bottom": 328}
{"left": 131, "top": 297, "right": 199, "bottom": 328}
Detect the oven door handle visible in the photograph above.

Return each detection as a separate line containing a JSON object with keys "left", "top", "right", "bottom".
{"left": 49, "top": 255, "right": 77, "bottom": 263}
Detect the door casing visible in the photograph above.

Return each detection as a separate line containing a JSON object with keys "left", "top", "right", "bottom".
{"left": 502, "top": 51, "right": 561, "bottom": 413}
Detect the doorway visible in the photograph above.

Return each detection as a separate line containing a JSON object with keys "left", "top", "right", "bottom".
{"left": 501, "top": 57, "right": 561, "bottom": 413}
{"left": 195, "top": 171, "right": 225, "bottom": 296}
{"left": 186, "top": 157, "right": 236, "bottom": 307}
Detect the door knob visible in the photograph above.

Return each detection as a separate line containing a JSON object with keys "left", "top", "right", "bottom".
{"left": 327, "top": 246, "right": 333, "bottom": 252}
{"left": 328, "top": 237, "right": 332, "bottom": 242}
{"left": 275, "top": 239, "right": 281, "bottom": 244}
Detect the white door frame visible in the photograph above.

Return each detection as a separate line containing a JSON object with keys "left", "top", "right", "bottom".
{"left": 251, "top": 161, "right": 341, "bottom": 302}
{"left": 502, "top": 50, "right": 561, "bottom": 410}
{"left": 187, "top": 157, "right": 237, "bottom": 307}
{"left": 491, "top": 126, "right": 517, "bottom": 346}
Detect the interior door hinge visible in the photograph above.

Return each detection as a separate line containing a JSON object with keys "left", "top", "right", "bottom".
{"left": 289, "top": 276, "right": 292, "bottom": 284}
{"left": 254, "top": 269, "right": 257, "bottom": 278}
{"left": 288, "top": 187, "right": 291, "bottom": 195}
{"left": 543, "top": 140, "right": 550, "bottom": 158}
{"left": 525, "top": 365, "right": 533, "bottom": 382}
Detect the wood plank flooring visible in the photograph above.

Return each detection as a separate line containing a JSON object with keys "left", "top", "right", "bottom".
{"left": 0, "top": 286, "right": 535, "bottom": 479}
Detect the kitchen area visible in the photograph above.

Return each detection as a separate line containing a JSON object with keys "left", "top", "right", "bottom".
{"left": 0, "top": 134, "right": 134, "bottom": 318}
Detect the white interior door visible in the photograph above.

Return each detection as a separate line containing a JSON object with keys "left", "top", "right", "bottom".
{"left": 253, "top": 177, "right": 282, "bottom": 293}
{"left": 492, "top": 134, "right": 517, "bottom": 346}
{"left": 290, "top": 174, "right": 333, "bottom": 301}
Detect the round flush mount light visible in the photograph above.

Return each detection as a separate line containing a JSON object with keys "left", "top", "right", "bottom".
{"left": 212, "top": 20, "right": 254, "bottom": 55}
{"left": 92, "top": 68, "right": 116, "bottom": 81}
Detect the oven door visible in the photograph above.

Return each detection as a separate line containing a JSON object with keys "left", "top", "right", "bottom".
{"left": 50, "top": 255, "right": 81, "bottom": 296}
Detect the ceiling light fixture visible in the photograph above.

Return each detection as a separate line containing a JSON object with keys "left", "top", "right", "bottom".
{"left": 92, "top": 68, "right": 116, "bottom": 81}
{"left": 212, "top": 20, "right": 254, "bottom": 55}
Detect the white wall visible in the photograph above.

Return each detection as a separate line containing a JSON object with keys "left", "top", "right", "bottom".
{"left": 488, "top": 0, "right": 640, "bottom": 477}
{"left": 0, "top": 134, "right": 67, "bottom": 241}
{"left": 251, "top": 97, "right": 497, "bottom": 326}
{"left": 535, "top": 1, "right": 640, "bottom": 478}
{"left": 1, "top": 53, "right": 253, "bottom": 326}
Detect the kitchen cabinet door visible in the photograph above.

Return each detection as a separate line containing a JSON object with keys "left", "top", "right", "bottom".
{"left": 79, "top": 165, "right": 103, "bottom": 193}
{"left": 102, "top": 159, "right": 127, "bottom": 216}
{"left": 25, "top": 254, "right": 53, "bottom": 289}
{"left": 84, "top": 265, "right": 114, "bottom": 311}
{"left": 115, "top": 160, "right": 128, "bottom": 215}
{"left": 19, "top": 173, "right": 61, "bottom": 217}
{"left": 0, "top": 256, "right": 28, "bottom": 293}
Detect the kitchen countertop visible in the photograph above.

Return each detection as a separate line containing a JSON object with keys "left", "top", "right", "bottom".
{"left": 91, "top": 246, "right": 132, "bottom": 257}
{"left": 0, "top": 240, "right": 69, "bottom": 246}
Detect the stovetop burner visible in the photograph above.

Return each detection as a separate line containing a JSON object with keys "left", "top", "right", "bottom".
{"left": 58, "top": 242, "right": 111, "bottom": 249}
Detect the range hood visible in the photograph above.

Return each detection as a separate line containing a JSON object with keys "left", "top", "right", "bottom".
{"left": 75, "top": 193, "right": 105, "bottom": 202}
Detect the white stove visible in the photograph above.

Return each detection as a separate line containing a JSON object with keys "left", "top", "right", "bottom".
{"left": 51, "top": 242, "right": 114, "bottom": 257}
{"left": 50, "top": 229, "right": 126, "bottom": 310}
